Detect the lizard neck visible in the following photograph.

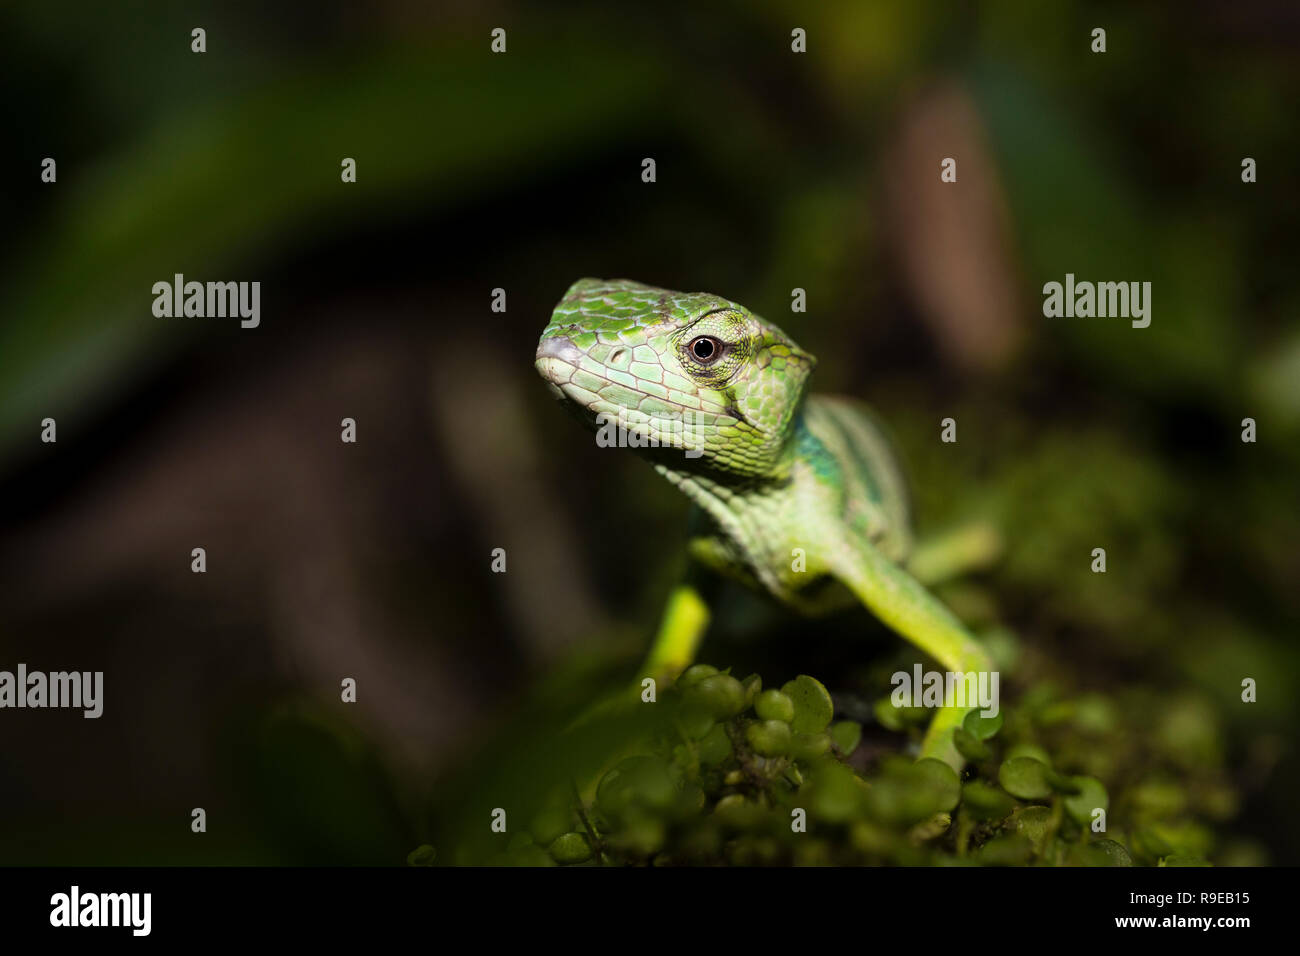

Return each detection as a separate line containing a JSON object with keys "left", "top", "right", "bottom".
{"left": 655, "top": 409, "right": 805, "bottom": 510}
{"left": 652, "top": 411, "right": 812, "bottom": 592}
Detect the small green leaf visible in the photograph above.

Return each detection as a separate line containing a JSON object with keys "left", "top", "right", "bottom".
{"left": 676, "top": 700, "right": 715, "bottom": 741}
{"left": 755, "top": 689, "right": 795, "bottom": 723}
{"left": 698, "top": 722, "right": 732, "bottom": 766}
{"left": 953, "top": 727, "right": 991, "bottom": 762}
{"left": 912, "top": 758, "right": 962, "bottom": 813}
{"left": 962, "top": 708, "right": 1004, "bottom": 740}
{"left": 406, "top": 844, "right": 437, "bottom": 866}
{"left": 873, "top": 697, "right": 905, "bottom": 732}
{"left": 781, "top": 675, "right": 835, "bottom": 734}
{"left": 792, "top": 731, "right": 832, "bottom": 761}
{"left": 693, "top": 674, "right": 747, "bottom": 718}
{"left": 548, "top": 832, "right": 593, "bottom": 864}
{"left": 1088, "top": 839, "right": 1134, "bottom": 867}
{"left": 830, "top": 720, "right": 863, "bottom": 756}
{"left": 1004, "top": 742, "right": 1052, "bottom": 766}
{"left": 745, "top": 719, "right": 792, "bottom": 756}
{"left": 808, "top": 762, "right": 866, "bottom": 823}
{"left": 1011, "top": 805, "right": 1053, "bottom": 853}
{"left": 1063, "top": 776, "right": 1109, "bottom": 825}
{"left": 864, "top": 758, "right": 959, "bottom": 824}
{"left": 998, "top": 756, "right": 1053, "bottom": 800}
{"left": 740, "top": 674, "right": 762, "bottom": 708}
{"left": 677, "top": 664, "right": 718, "bottom": 689}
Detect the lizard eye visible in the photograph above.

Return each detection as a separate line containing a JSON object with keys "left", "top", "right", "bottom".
{"left": 688, "top": 335, "right": 723, "bottom": 364}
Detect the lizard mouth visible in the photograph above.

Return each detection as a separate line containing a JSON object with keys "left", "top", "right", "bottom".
{"left": 534, "top": 335, "right": 584, "bottom": 392}
{"left": 535, "top": 334, "right": 604, "bottom": 417}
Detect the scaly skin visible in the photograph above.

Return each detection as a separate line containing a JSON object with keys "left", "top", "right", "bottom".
{"left": 535, "top": 278, "right": 992, "bottom": 769}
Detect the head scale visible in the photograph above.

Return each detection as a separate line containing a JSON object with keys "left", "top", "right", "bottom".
{"left": 535, "top": 278, "right": 816, "bottom": 478}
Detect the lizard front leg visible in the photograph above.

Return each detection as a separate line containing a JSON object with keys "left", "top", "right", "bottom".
{"left": 833, "top": 537, "right": 994, "bottom": 771}
{"left": 639, "top": 568, "right": 715, "bottom": 681}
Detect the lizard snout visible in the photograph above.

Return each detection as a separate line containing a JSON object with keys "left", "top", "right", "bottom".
{"left": 535, "top": 334, "right": 583, "bottom": 365}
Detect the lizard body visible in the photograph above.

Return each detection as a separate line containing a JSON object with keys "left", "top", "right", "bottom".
{"left": 535, "top": 278, "right": 991, "bottom": 768}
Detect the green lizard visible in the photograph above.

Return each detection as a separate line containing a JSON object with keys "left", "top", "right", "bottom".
{"left": 535, "top": 278, "right": 994, "bottom": 769}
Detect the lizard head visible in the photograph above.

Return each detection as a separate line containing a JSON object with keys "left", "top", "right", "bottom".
{"left": 536, "top": 278, "right": 816, "bottom": 478}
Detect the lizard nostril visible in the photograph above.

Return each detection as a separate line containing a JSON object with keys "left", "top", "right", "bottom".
{"left": 536, "top": 335, "right": 582, "bottom": 365}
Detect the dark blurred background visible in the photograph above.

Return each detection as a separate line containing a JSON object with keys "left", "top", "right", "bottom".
{"left": 1, "top": 1, "right": 1296, "bottom": 865}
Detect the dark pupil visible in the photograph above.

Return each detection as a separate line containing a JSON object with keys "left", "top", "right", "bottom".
{"left": 692, "top": 337, "right": 716, "bottom": 361}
